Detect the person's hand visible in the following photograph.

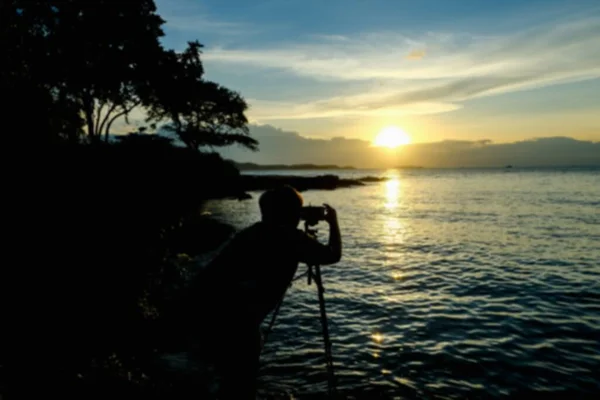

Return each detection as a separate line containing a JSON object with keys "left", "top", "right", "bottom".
{"left": 323, "top": 203, "right": 338, "bottom": 224}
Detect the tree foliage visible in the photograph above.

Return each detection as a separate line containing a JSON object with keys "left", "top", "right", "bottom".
{"left": 2, "top": 0, "right": 164, "bottom": 142}
{"left": 1, "top": 0, "right": 257, "bottom": 151}
{"left": 147, "top": 42, "right": 258, "bottom": 152}
{"left": 3, "top": 2, "right": 259, "bottom": 396}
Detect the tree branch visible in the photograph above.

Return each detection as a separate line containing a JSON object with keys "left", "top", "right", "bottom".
{"left": 104, "top": 109, "right": 129, "bottom": 141}
{"left": 99, "top": 102, "right": 119, "bottom": 140}
{"left": 94, "top": 100, "right": 106, "bottom": 137}
{"left": 104, "top": 101, "right": 141, "bottom": 140}
{"left": 82, "top": 91, "right": 95, "bottom": 141}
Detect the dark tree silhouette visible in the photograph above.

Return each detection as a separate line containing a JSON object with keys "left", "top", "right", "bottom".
{"left": 2, "top": 1, "right": 257, "bottom": 397}
{"left": 146, "top": 41, "right": 258, "bottom": 152}
{"left": 2, "top": 0, "right": 166, "bottom": 142}
{"left": 2, "top": 1, "right": 257, "bottom": 150}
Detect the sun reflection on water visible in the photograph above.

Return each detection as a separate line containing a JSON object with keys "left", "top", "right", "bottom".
{"left": 384, "top": 216, "right": 403, "bottom": 234}
{"left": 384, "top": 178, "right": 401, "bottom": 209}
{"left": 371, "top": 332, "right": 385, "bottom": 343}
{"left": 382, "top": 173, "right": 405, "bottom": 265}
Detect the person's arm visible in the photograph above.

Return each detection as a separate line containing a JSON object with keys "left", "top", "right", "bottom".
{"left": 323, "top": 203, "right": 341, "bottom": 264}
{"left": 298, "top": 204, "right": 342, "bottom": 266}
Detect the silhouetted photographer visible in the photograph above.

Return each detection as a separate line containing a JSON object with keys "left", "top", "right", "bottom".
{"left": 192, "top": 185, "right": 342, "bottom": 399}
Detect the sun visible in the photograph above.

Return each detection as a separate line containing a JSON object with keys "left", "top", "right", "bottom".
{"left": 373, "top": 126, "right": 411, "bottom": 149}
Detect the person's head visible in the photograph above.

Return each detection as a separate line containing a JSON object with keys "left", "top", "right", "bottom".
{"left": 259, "top": 185, "right": 304, "bottom": 227}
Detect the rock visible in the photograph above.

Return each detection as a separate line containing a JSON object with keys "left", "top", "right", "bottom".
{"left": 358, "top": 176, "right": 387, "bottom": 183}
{"left": 239, "top": 174, "right": 365, "bottom": 192}
{"left": 237, "top": 192, "right": 252, "bottom": 200}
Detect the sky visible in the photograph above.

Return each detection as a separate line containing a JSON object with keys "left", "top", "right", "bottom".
{"left": 145, "top": 0, "right": 600, "bottom": 166}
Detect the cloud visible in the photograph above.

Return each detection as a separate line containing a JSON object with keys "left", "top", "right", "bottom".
{"left": 406, "top": 49, "right": 426, "bottom": 60}
{"left": 162, "top": 14, "right": 253, "bottom": 36}
{"left": 204, "top": 17, "right": 600, "bottom": 81}
{"left": 218, "top": 125, "right": 600, "bottom": 168}
{"left": 155, "top": 0, "right": 256, "bottom": 37}
{"left": 246, "top": 97, "right": 461, "bottom": 121}
{"left": 164, "top": 15, "right": 241, "bottom": 31}
{"left": 203, "top": 15, "right": 600, "bottom": 121}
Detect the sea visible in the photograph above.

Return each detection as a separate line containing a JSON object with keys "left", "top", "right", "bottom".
{"left": 181, "top": 167, "right": 600, "bottom": 398}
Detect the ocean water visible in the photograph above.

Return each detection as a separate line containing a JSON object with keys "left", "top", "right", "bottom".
{"left": 198, "top": 167, "right": 600, "bottom": 398}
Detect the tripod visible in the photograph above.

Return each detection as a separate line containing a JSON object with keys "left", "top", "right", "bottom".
{"left": 305, "top": 222, "right": 337, "bottom": 398}
{"left": 262, "top": 221, "right": 337, "bottom": 397}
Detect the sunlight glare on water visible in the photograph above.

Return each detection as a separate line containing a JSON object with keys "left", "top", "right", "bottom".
{"left": 371, "top": 333, "right": 385, "bottom": 344}
{"left": 202, "top": 167, "right": 600, "bottom": 399}
{"left": 384, "top": 175, "right": 401, "bottom": 210}
{"left": 391, "top": 271, "right": 403, "bottom": 280}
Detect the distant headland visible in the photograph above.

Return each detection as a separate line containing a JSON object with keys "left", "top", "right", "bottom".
{"left": 232, "top": 162, "right": 427, "bottom": 170}
{"left": 233, "top": 162, "right": 356, "bottom": 170}
{"left": 238, "top": 174, "right": 386, "bottom": 194}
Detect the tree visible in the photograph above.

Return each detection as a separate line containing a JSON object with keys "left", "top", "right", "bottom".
{"left": 146, "top": 41, "right": 258, "bottom": 152}
{"left": 50, "top": 0, "right": 166, "bottom": 142}
{"left": 3, "top": 1, "right": 256, "bottom": 151}
{"left": 3, "top": 0, "right": 165, "bottom": 143}
{"left": 4, "top": 2, "right": 259, "bottom": 394}
{"left": 1, "top": 0, "right": 85, "bottom": 143}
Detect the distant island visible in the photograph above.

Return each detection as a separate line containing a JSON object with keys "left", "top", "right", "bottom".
{"left": 232, "top": 161, "right": 426, "bottom": 170}
{"left": 238, "top": 174, "right": 386, "bottom": 194}
{"left": 233, "top": 162, "right": 356, "bottom": 171}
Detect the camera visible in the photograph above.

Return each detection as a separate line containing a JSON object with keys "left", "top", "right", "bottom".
{"left": 300, "top": 206, "right": 326, "bottom": 226}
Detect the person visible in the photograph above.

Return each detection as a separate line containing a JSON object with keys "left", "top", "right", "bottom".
{"left": 191, "top": 185, "right": 342, "bottom": 399}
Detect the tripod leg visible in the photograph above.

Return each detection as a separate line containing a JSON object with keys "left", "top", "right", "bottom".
{"left": 314, "top": 265, "right": 336, "bottom": 397}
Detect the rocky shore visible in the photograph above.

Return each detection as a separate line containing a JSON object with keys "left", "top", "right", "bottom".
{"left": 236, "top": 174, "right": 386, "bottom": 196}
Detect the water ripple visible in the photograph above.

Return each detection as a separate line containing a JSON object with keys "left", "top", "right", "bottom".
{"left": 195, "top": 169, "right": 600, "bottom": 398}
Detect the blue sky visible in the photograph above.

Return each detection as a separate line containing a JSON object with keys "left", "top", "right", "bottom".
{"left": 151, "top": 0, "right": 600, "bottom": 145}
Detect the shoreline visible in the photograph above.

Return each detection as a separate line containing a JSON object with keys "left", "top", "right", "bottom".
{"left": 225, "top": 174, "right": 387, "bottom": 199}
